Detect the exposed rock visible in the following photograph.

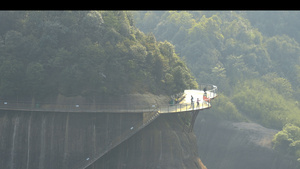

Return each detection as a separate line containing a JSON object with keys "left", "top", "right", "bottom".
{"left": 91, "top": 113, "right": 206, "bottom": 169}
{"left": 194, "top": 113, "right": 300, "bottom": 169}
{"left": 0, "top": 93, "right": 205, "bottom": 169}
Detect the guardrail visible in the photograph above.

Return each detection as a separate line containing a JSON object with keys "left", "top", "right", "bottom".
{"left": 0, "top": 84, "right": 217, "bottom": 168}
{"left": 197, "top": 83, "right": 218, "bottom": 98}
{"left": 0, "top": 84, "right": 217, "bottom": 114}
{"left": 74, "top": 83, "right": 218, "bottom": 168}
{"left": 158, "top": 102, "right": 210, "bottom": 113}
{"left": 0, "top": 102, "right": 158, "bottom": 113}
{"left": 0, "top": 102, "right": 210, "bottom": 113}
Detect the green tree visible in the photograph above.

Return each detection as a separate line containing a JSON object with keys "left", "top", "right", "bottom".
{"left": 0, "top": 11, "right": 198, "bottom": 100}
{"left": 265, "top": 35, "right": 300, "bottom": 80}
{"left": 0, "top": 56, "right": 24, "bottom": 98}
{"left": 25, "top": 62, "right": 45, "bottom": 100}
{"left": 207, "top": 93, "right": 245, "bottom": 121}
{"left": 262, "top": 73, "right": 293, "bottom": 97}
{"left": 273, "top": 124, "right": 300, "bottom": 160}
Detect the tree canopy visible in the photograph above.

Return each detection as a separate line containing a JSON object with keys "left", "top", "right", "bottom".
{"left": 133, "top": 11, "right": 300, "bottom": 162}
{"left": 0, "top": 11, "right": 198, "bottom": 101}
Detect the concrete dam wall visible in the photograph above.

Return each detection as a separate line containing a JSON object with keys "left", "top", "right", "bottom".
{"left": 0, "top": 110, "right": 143, "bottom": 169}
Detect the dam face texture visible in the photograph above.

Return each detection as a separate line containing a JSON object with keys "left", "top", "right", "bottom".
{"left": 0, "top": 88, "right": 217, "bottom": 169}
{"left": 0, "top": 110, "right": 142, "bottom": 169}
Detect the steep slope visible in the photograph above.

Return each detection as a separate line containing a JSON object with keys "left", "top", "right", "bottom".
{"left": 0, "top": 11, "right": 198, "bottom": 101}
{"left": 90, "top": 114, "right": 207, "bottom": 169}
{"left": 0, "top": 11, "right": 204, "bottom": 169}
{"left": 133, "top": 11, "right": 300, "bottom": 164}
{"left": 0, "top": 102, "right": 207, "bottom": 169}
{"left": 194, "top": 113, "right": 300, "bottom": 169}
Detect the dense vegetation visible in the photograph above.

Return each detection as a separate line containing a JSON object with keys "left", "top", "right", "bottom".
{"left": 133, "top": 11, "right": 300, "bottom": 162}
{"left": 3, "top": 10, "right": 300, "bottom": 163}
{"left": 273, "top": 123, "right": 300, "bottom": 162}
{"left": 0, "top": 11, "right": 197, "bottom": 102}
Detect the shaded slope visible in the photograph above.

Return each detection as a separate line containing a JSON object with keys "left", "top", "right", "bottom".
{"left": 90, "top": 113, "right": 206, "bottom": 169}
{"left": 194, "top": 113, "right": 300, "bottom": 169}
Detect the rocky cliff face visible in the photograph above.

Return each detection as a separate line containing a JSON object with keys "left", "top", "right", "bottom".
{"left": 0, "top": 110, "right": 144, "bottom": 169}
{"left": 0, "top": 100, "right": 206, "bottom": 169}
{"left": 194, "top": 113, "right": 300, "bottom": 169}
{"left": 91, "top": 113, "right": 206, "bottom": 169}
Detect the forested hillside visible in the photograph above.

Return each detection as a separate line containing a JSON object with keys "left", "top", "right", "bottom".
{"left": 0, "top": 11, "right": 197, "bottom": 101}
{"left": 3, "top": 10, "right": 300, "bottom": 165}
{"left": 133, "top": 11, "right": 300, "bottom": 163}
